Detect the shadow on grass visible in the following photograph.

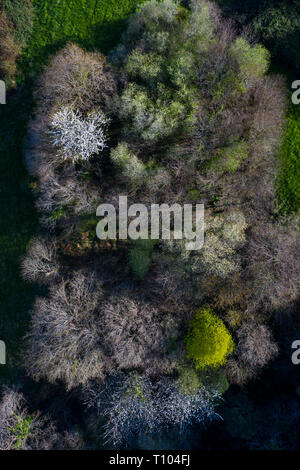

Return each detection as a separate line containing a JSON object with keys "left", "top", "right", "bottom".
{"left": 0, "top": 85, "right": 39, "bottom": 383}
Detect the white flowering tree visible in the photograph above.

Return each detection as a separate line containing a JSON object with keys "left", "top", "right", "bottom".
{"left": 49, "top": 107, "right": 108, "bottom": 162}
{"left": 86, "top": 373, "right": 221, "bottom": 447}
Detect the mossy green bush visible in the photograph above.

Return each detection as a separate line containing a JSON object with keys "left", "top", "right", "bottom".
{"left": 129, "top": 239, "right": 155, "bottom": 279}
{"left": 230, "top": 38, "right": 270, "bottom": 82}
{"left": 209, "top": 140, "right": 249, "bottom": 174}
{"left": 185, "top": 307, "right": 234, "bottom": 369}
{"left": 176, "top": 365, "right": 202, "bottom": 395}
{"left": 11, "top": 415, "right": 33, "bottom": 450}
{"left": 110, "top": 143, "right": 146, "bottom": 188}
{"left": 116, "top": 1, "right": 212, "bottom": 142}
{"left": 207, "top": 368, "right": 230, "bottom": 394}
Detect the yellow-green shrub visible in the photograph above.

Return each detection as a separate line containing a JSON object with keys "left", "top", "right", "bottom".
{"left": 185, "top": 307, "right": 234, "bottom": 369}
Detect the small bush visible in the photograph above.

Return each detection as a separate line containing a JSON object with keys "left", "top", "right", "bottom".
{"left": 209, "top": 141, "right": 249, "bottom": 174}
{"left": 129, "top": 239, "right": 155, "bottom": 279}
{"left": 207, "top": 368, "right": 230, "bottom": 394}
{"left": 110, "top": 143, "right": 146, "bottom": 188}
{"left": 176, "top": 365, "right": 202, "bottom": 395}
{"left": 129, "top": 247, "right": 151, "bottom": 279}
{"left": 230, "top": 38, "right": 270, "bottom": 82}
{"left": 185, "top": 307, "right": 234, "bottom": 369}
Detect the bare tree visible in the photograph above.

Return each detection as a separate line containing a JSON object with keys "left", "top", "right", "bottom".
{"left": 226, "top": 321, "right": 279, "bottom": 385}
{"left": 21, "top": 236, "right": 59, "bottom": 284}
{"left": 35, "top": 165, "right": 100, "bottom": 227}
{"left": 247, "top": 220, "right": 300, "bottom": 313}
{"left": 102, "top": 294, "right": 179, "bottom": 376}
{"left": 237, "top": 321, "right": 279, "bottom": 369}
{"left": 34, "top": 43, "right": 117, "bottom": 115}
{"left": 25, "top": 272, "right": 107, "bottom": 390}
{"left": 157, "top": 210, "right": 247, "bottom": 281}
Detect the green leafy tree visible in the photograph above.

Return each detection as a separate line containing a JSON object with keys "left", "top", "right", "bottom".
{"left": 110, "top": 142, "right": 146, "bottom": 189}
{"left": 230, "top": 38, "right": 270, "bottom": 82}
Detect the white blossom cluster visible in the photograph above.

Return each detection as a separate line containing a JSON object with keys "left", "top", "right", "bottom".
{"left": 49, "top": 107, "right": 108, "bottom": 162}
{"left": 86, "top": 374, "right": 221, "bottom": 447}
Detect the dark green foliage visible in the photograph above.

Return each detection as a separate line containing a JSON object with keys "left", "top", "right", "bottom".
{"left": 216, "top": 0, "right": 300, "bottom": 72}
{"left": 129, "top": 247, "right": 152, "bottom": 279}
{"left": 207, "top": 368, "right": 229, "bottom": 394}
{"left": 129, "top": 239, "right": 155, "bottom": 279}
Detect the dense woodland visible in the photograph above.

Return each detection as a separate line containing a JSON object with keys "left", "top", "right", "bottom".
{"left": 0, "top": 0, "right": 299, "bottom": 450}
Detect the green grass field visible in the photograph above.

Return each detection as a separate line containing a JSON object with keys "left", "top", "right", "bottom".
{"left": 22, "top": 0, "right": 145, "bottom": 73}
{"left": 278, "top": 104, "right": 300, "bottom": 214}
